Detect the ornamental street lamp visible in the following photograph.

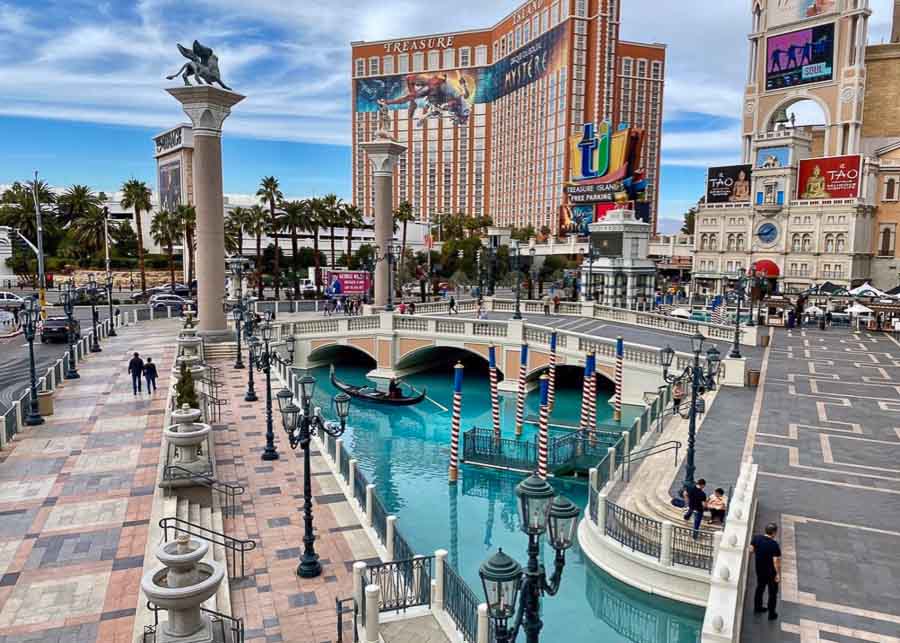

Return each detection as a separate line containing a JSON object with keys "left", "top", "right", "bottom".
{"left": 277, "top": 376, "right": 350, "bottom": 578}
{"left": 232, "top": 306, "right": 245, "bottom": 369}
{"left": 512, "top": 241, "right": 522, "bottom": 320}
{"left": 586, "top": 239, "right": 595, "bottom": 303}
{"left": 227, "top": 257, "right": 250, "bottom": 370}
{"left": 660, "top": 334, "right": 721, "bottom": 490}
{"left": 725, "top": 275, "right": 749, "bottom": 359}
{"left": 247, "top": 315, "right": 296, "bottom": 461}
{"left": 476, "top": 249, "right": 484, "bottom": 297}
{"left": 528, "top": 247, "right": 537, "bottom": 301}
{"left": 87, "top": 273, "right": 101, "bottom": 353}
{"left": 244, "top": 330, "right": 258, "bottom": 402}
{"left": 61, "top": 284, "right": 79, "bottom": 379}
{"left": 479, "top": 475, "right": 579, "bottom": 643}
{"left": 22, "top": 297, "right": 44, "bottom": 426}
{"left": 106, "top": 273, "right": 117, "bottom": 337}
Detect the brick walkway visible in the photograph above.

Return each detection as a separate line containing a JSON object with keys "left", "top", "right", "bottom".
{"left": 0, "top": 320, "right": 180, "bottom": 643}
{"left": 213, "top": 359, "right": 379, "bottom": 643}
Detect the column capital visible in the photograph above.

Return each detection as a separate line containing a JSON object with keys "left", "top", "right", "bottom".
{"left": 167, "top": 86, "right": 246, "bottom": 137}
{"left": 361, "top": 140, "right": 408, "bottom": 176}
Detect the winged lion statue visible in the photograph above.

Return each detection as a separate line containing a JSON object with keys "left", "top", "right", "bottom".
{"left": 166, "top": 40, "right": 232, "bottom": 90}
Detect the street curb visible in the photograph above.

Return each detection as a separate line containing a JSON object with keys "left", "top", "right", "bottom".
{"left": 0, "top": 328, "right": 22, "bottom": 340}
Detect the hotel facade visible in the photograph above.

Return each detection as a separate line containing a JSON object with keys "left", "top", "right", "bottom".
{"left": 350, "top": 0, "right": 666, "bottom": 236}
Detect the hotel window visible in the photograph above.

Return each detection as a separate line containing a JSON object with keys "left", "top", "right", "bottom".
{"left": 368, "top": 57, "right": 379, "bottom": 75}
{"left": 792, "top": 234, "right": 801, "bottom": 251}
{"left": 428, "top": 50, "right": 440, "bottom": 70}
{"left": 885, "top": 177, "right": 897, "bottom": 201}
{"left": 493, "top": 42, "right": 499, "bottom": 62}
{"left": 541, "top": 8, "right": 549, "bottom": 32}
{"left": 459, "top": 47, "right": 471, "bottom": 67}
{"left": 413, "top": 52, "right": 424, "bottom": 71}
{"left": 354, "top": 59, "right": 365, "bottom": 77}
{"left": 398, "top": 53, "right": 409, "bottom": 73}
{"left": 523, "top": 22, "right": 531, "bottom": 43}
{"left": 836, "top": 234, "right": 846, "bottom": 252}
{"left": 475, "top": 45, "right": 488, "bottom": 66}
{"left": 382, "top": 55, "right": 394, "bottom": 75}
{"left": 622, "top": 57, "right": 633, "bottom": 75}
{"left": 443, "top": 48, "right": 456, "bottom": 68}
{"left": 575, "top": 0, "right": 587, "bottom": 17}
{"left": 515, "top": 26, "right": 522, "bottom": 48}
{"left": 651, "top": 61, "right": 662, "bottom": 80}
{"left": 550, "top": 1, "right": 560, "bottom": 25}
{"left": 533, "top": 14, "right": 540, "bottom": 36}
{"left": 879, "top": 224, "right": 896, "bottom": 256}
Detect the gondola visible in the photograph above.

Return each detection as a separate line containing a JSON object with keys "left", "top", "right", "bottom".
{"left": 329, "top": 366, "right": 427, "bottom": 406}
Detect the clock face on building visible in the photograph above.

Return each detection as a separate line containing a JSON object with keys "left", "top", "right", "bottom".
{"left": 757, "top": 223, "right": 778, "bottom": 245}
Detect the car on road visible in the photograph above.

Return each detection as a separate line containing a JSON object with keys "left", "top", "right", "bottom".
{"left": 0, "top": 291, "right": 24, "bottom": 311}
{"left": 149, "top": 293, "right": 191, "bottom": 312}
{"left": 40, "top": 316, "right": 81, "bottom": 343}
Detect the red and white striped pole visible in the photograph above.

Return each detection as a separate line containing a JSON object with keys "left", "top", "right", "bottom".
{"left": 448, "top": 361, "right": 464, "bottom": 483}
{"left": 537, "top": 374, "right": 550, "bottom": 479}
{"left": 488, "top": 345, "right": 501, "bottom": 441}
{"left": 547, "top": 332, "right": 558, "bottom": 412}
{"left": 614, "top": 336, "right": 624, "bottom": 422}
{"left": 514, "top": 344, "right": 528, "bottom": 437}
{"left": 585, "top": 352, "right": 597, "bottom": 431}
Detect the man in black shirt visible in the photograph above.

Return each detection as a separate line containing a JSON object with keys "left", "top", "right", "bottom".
{"left": 143, "top": 357, "right": 159, "bottom": 394}
{"left": 682, "top": 478, "right": 707, "bottom": 534}
{"left": 750, "top": 522, "right": 782, "bottom": 620}
{"left": 128, "top": 352, "right": 144, "bottom": 395}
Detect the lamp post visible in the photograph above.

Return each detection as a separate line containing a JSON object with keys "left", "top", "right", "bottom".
{"left": 586, "top": 239, "right": 595, "bottom": 302}
{"left": 244, "top": 321, "right": 258, "bottom": 402}
{"left": 512, "top": 241, "right": 522, "bottom": 320}
{"left": 528, "top": 247, "right": 536, "bottom": 301}
{"left": 232, "top": 306, "right": 245, "bottom": 369}
{"left": 277, "top": 376, "right": 350, "bottom": 578}
{"left": 22, "top": 297, "right": 44, "bottom": 426}
{"left": 726, "top": 275, "right": 748, "bottom": 359}
{"left": 87, "top": 273, "right": 101, "bottom": 353}
{"left": 103, "top": 207, "right": 117, "bottom": 337}
{"left": 660, "top": 334, "right": 721, "bottom": 490}
{"left": 476, "top": 249, "right": 484, "bottom": 297}
{"left": 227, "top": 257, "right": 249, "bottom": 370}
{"left": 61, "top": 285, "right": 79, "bottom": 379}
{"left": 479, "top": 474, "right": 579, "bottom": 643}
{"left": 247, "top": 316, "right": 295, "bottom": 461}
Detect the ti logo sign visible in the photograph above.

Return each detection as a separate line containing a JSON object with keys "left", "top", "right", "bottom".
{"left": 575, "top": 122, "right": 610, "bottom": 181}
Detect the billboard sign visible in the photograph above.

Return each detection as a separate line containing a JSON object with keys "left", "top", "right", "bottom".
{"left": 755, "top": 146, "right": 791, "bottom": 168}
{"left": 796, "top": 155, "right": 862, "bottom": 200}
{"left": 706, "top": 165, "right": 752, "bottom": 203}
{"left": 564, "top": 123, "right": 647, "bottom": 203}
{"left": 354, "top": 23, "right": 568, "bottom": 125}
{"left": 768, "top": 0, "right": 836, "bottom": 29}
{"left": 326, "top": 270, "right": 372, "bottom": 296}
{"left": 158, "top": 160, "right": 182, "bottom": 213}
{"left": 766, "top": 23, "right": 834, "bottom": 91}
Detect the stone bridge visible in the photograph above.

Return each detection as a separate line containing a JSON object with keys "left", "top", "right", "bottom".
{"left": 272, "top": 312, "right": 736, "bottom": 406}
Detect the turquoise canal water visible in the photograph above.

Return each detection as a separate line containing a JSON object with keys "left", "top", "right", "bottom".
{"left": 310, "top": 355, "right": 703, "bottom": 642}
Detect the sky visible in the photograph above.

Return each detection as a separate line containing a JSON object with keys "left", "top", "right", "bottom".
{"left": 0, "top": 0, "right": 896, "bottom": 232}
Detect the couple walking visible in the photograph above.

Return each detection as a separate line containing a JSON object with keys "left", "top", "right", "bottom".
{"left": 128, "top": 352, "right": 159, "bottom": 395}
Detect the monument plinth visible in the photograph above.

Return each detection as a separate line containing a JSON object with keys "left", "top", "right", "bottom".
{"left": 360, "top": 139, "right": 406, "bottom": 308}
{"left": 167, "top": 85, "right": 245, "bottom": 337}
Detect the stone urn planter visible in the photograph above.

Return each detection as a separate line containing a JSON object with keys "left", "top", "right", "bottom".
{"left": 165, "top": 404, "right": 210, "bottom": 468}
{"left": 141, "top": 533, "right": 225, "bottom": 642}
{"left": 177, "top": 336, "right": 203, "bottom": 361}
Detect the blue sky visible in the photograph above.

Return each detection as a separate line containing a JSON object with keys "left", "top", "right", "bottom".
{"left": 0, "top": 0, "right": 895, "bottom": 232}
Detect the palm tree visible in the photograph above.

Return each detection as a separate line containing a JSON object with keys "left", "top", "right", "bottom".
{"left": 120, "top": 179, "right": 152, "bottom": 293}
{"left": 307, "top": 197, "right": 325, "bottom": 294}
{"left": 246, "top": 204, "right": 269, "bottom": 298}
{"left": 58, "top": 185, "right": 102, "bottom": 227}
{"left": 281, "top": 200, "right": 307, "bottom": 296}
{"left": 393, "top": 201, "right": 415, "bottom": 277}
{"left": 256, "top": 176, "right": 284, "bottom": 299}
{"left": 320, "top": 193, "right": 344, "bottom": 271}
{"left": 0, "top": 180, "right": 57, "bottom": 242}
{"left": 343, "top": 203, "right": 364, "bottom": 263}
{"left": 69, "top": 204, "right": 109, "bottom": 256}
{"left": 150, "top": 210, "right": 180, "bottom": 290}
{"left": 174, "top": 204, "right": 197, "bottom": 286}
{"left": 226, "top": 207, "right": 250, "bottom": 256}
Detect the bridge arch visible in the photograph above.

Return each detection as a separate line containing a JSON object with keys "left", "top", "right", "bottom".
{"left": 395, "top": 345, "right": 497, "bottom": 379}
{"left": 308, "top": 342, "right": 377, "bottom": 368}
{"left": 528, "top": 363, "right": 615, "bottom": 390}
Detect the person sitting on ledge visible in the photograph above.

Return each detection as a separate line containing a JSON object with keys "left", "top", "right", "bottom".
{"left": 707, "top": 487, "right": 728, "bottom": 524}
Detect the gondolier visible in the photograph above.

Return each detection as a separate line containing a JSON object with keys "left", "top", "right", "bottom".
{"left": 330, "top": 366, "right": 426, "bottom": 406}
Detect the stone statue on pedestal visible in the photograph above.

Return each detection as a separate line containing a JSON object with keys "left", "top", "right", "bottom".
{"left": 167, "top": 41, "right": 232, "bottom": 90}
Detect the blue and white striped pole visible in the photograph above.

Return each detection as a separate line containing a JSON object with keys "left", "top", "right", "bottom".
{"left": 514, "top": 344, "right": 528, "bottom": 437}
{"left": 537, "top": 374, "right": 550, "bottom": 479}
{"left": 489, "top": 345, "right": 501, "bottom": 441}
{"left": 448, "top": 362, "right": 464, "bottom": 483}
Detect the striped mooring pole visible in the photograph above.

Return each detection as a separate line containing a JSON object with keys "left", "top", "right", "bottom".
{"left": 547, "top": 331, "right": 558, "bottom": 412}
{"left": 580, "top": 354, "right": 592, "bottom": 431}
{"left": 537, "top": 374, "right": 550, "bottom": 479}
{"left": 448, "top": 361, "right": 464, "bottom": 483}
{"left": 585, "top": 352, "right": 597, "bottom": 432}
{"left": 488, "top": 345, "right": 501, "bottom": 441}
{"left": 514, "top": 344, "right": 528, "bottom": 437}
{"left": 614, "top": 336, "right": 624, "bottom": 422}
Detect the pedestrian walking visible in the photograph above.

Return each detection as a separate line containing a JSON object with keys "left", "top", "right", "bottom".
{"left": 144, "top": 357, "right": 159, "bottom": 394}
{"left": 750, "top": 523, "right": 781, "bottom": 621}
{"left": 408, "top": 301, "right": 416, "bottom": 315}
{"left": 672, "top": 381, "right": 685, "bottom": 415}
{"left": 128, "top": 352, "right": 145, "bottom": 395}
{"left": 681, "top": 478, "right": 707, "bottom": 535}
{"left": 553, "top": 294, "right": 561, "bottom": 313}
{"left": 542, "top": 294, "right": 551, "bottom": 316}
{"left": 448, "top": 296, "right": 458, "bottom": 315}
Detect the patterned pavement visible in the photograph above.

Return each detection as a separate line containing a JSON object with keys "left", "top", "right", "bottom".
{"left": 0, "top": 320, "right": 180, "bottom": 643}
{"left": 213, "top": 359, "right": 380, "bottom": 643}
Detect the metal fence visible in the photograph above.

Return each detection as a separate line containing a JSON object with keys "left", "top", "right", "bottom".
{"left": 393, "top": 526, "right": 416, "bottom": 564}
{"left": 605, "top": 501, "right": 662, "bottom": 560}
{"left": 353, "top": 465, "right": 367, "bottom": 506}
{"left": 443, "top": 558, "right": 481, "bottom": 643}
{"left": 365, "top": 557, "right": 433, "bottom": 613}
{"left": 370, "top": 493, "right": 388, "bottom": 544}
{"left": 671, "top": 525, "right": 715, "bottom": 571}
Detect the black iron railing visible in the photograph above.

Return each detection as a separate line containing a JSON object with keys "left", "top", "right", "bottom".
{"left": 144, "top": 601, "right": 244, "bottom": 643}
{"left": 365, "top": 556, "right": 434, "bottom": 613}
{"left": 443, "top": 558, "right": 480, "bottom": 643}
{"left": 339, "top": 444, "right": 351, "bottom": 480}
{"left": 371, "top": 493, "right": 388, "bottom": 544}
{"left": 159, "top": 517, "right": 256, "bottom": 579}
{"left": 393, "top": 526, "right": 416, "bottom": 563}
{"left": 163, "top": 466, "right": 245, "bottom": 518}
{"left": 621, "top": 441, "right": 682, "bottom": 482}
{"left": 605, "top": 501, "right": 662, "bottom": 560}
{"left": 353, "top": 465, "right": 367, "bottom": 506}
{"left": 335, "top": 597, "right": 359, "bottom": 643}
{"left": 672, "top": 525, "right": 715, "bottom": 571}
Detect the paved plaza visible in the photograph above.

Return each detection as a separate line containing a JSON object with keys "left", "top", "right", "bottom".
{"left": 0, "top": 319, "right": 180, "bottom": 643}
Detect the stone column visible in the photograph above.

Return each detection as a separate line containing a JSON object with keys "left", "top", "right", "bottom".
{"left": 360, "top": 140, "right": 407, "bottom": 307}
{"left": 168, "top": 86, "right": 245, "bottom": 337}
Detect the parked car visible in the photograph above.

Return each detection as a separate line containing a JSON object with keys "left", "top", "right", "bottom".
{"left": 149, "top": 293, "right": 191, "bottom": 312}
{"left": 0, "top": 291, "right": 25, "bottom": 311}
{"left": 41, "top": 316, "right": 81, "bottom": 343}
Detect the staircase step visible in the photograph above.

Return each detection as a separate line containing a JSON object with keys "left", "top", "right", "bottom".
{"left": 176, "top": 496, "right": 189, "bottom": 522}
{"left": 198, "top": 504, "right": 217, "bottom": 613}
{"left": 210, "top": 507, "right": 233, "bottom": 616}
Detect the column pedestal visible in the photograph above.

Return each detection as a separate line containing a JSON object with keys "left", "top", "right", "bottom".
{"left": 360, "top": 140, "right": 407, "bottom": 308}
{"left": 168, "top": 86, "right": 245, "bottom": 338}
